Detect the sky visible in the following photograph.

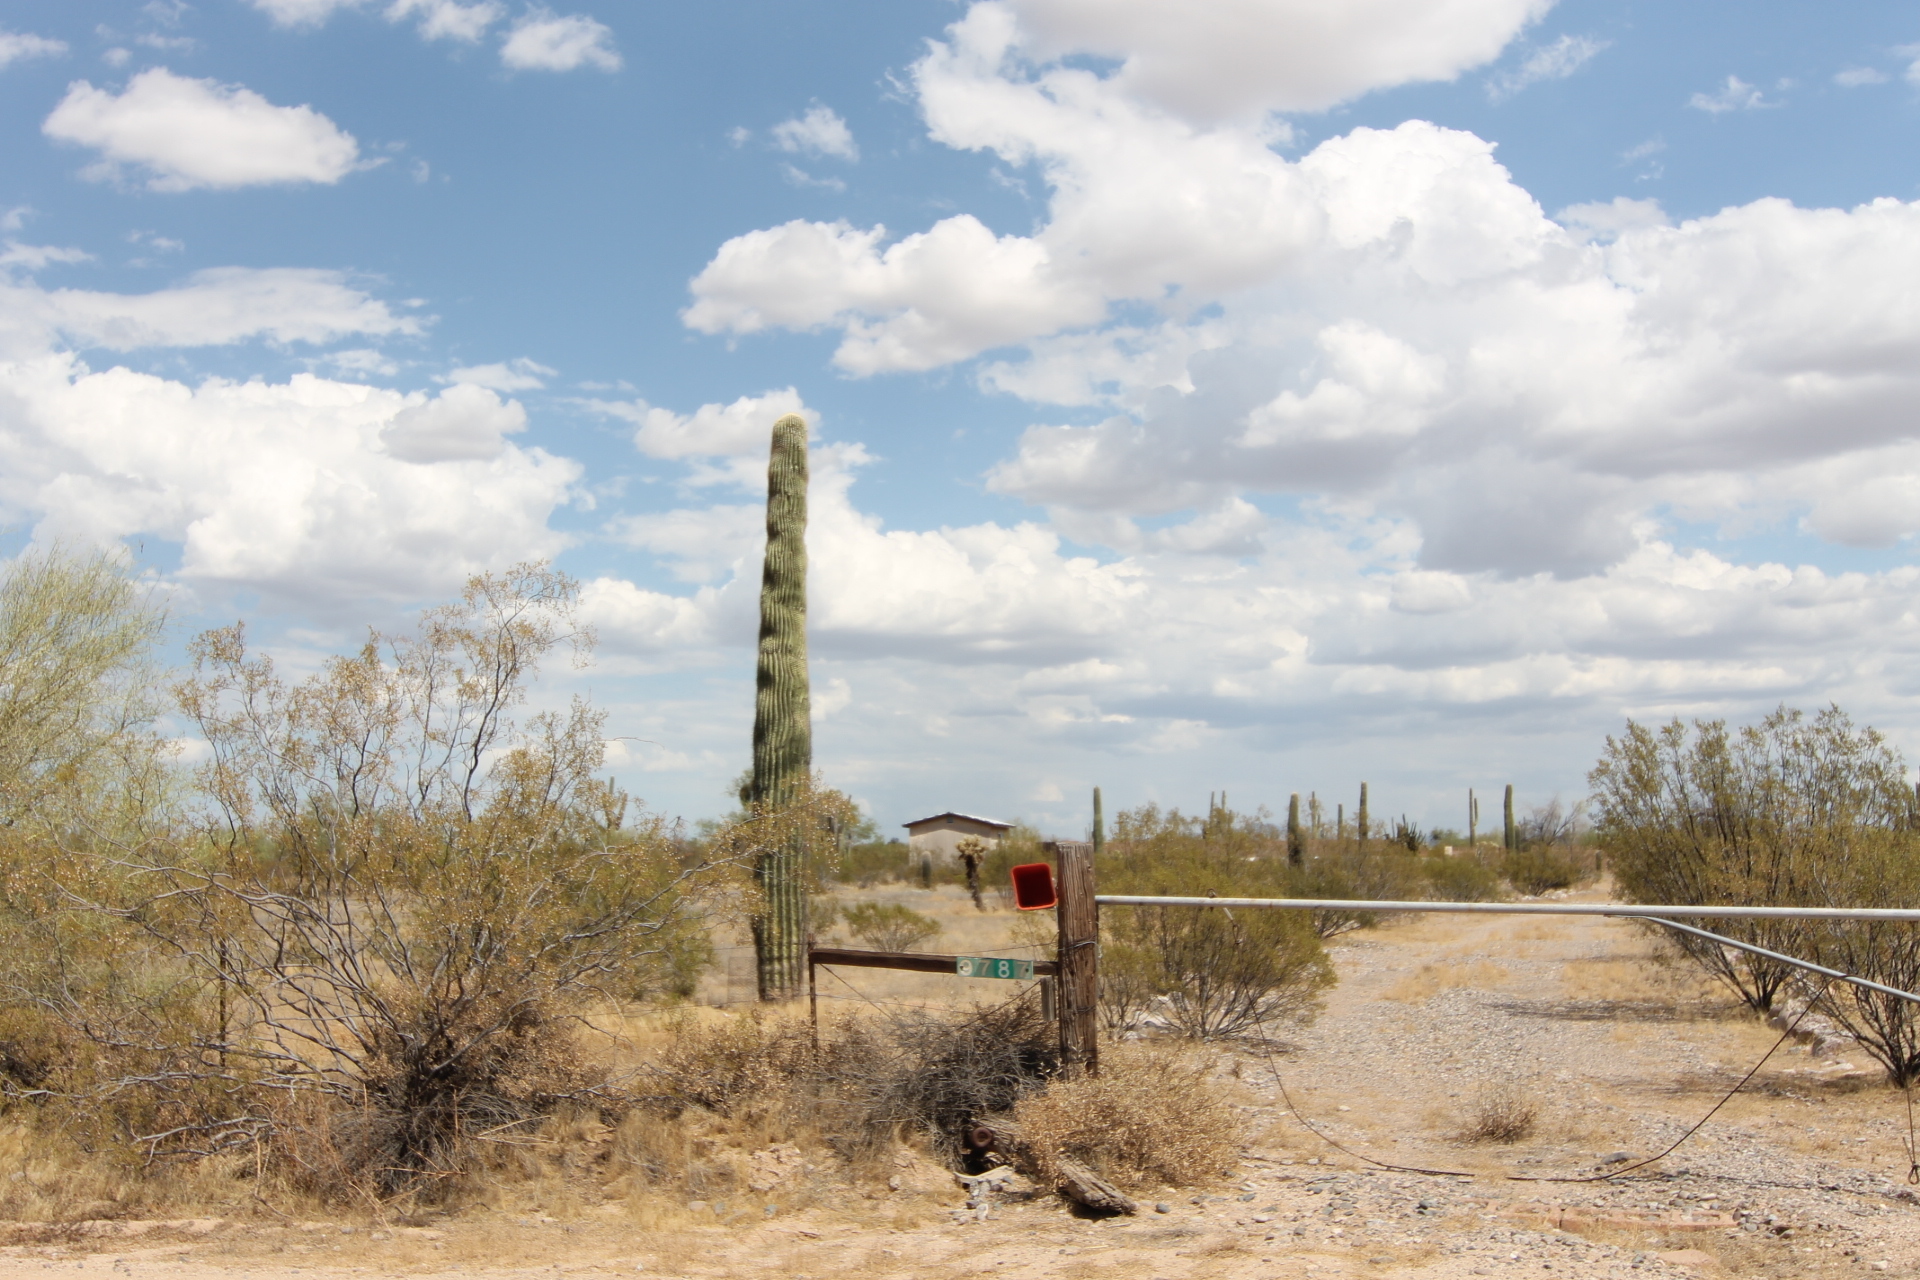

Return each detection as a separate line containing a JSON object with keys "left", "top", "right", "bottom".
{"left": 5, "top": 1, "right": 1920, "bottom": 841}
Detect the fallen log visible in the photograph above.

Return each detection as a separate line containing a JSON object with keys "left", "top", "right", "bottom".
{"left": 969, "top": 1120, "right": 1137, "bottom": 1215}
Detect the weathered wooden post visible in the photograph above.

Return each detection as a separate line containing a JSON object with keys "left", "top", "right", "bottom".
{"left": 1046, "top": 838, "right": 1099, "bottom": 1077}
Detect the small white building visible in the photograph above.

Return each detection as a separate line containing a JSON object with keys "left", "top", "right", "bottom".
{"left": 903, "top": 812, "right": 1013, "bottom": 864}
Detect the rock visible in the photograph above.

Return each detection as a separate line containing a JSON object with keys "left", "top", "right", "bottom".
{"left": 747, "top": 1143, "right": 806, "bottom": 1193}
{"left": 1602, "top": 1152, "right": 1633, "bottom": 1165}
{"left": 1155, "top": 1203, "right": 1171, "bottom": 1214}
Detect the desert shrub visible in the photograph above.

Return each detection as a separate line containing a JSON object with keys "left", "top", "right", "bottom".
{"left": 832, "top": 839, "right": 912, "bottom": 886}
{"left": 1591, "top": 706, "right": 1914, "bottom": 1018}
{"left": 1, "top": 564, "right": 751, "bottom": 1200}
{"left": 1010, "top": 1042, "right": 1242, "bottom": 1187}
{"left": 636, "top": 996, "right": 1057, "bottom": 1163}
{"left": 1099, "top": 804, "right": 1333, "bottom": 1038}
{"left": 1418, "top": 851, "right": 1505, "bottom": 902}
{"left": 841, "top": 901, "right": 942, "bottom": 952}
{"left": 1460, "top": 1081, "right": 1536, "bottom": 1144}
{"left": 1500, "top": 845, "right": 1586, "bottom": 895}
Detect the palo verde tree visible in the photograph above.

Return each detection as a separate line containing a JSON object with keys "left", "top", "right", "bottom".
{"left": 1590, "top": 706, "right": 1916, "bottom": 1031}
{"left": 17, "top": 564, "right": 729, "bottom": 1193}
{"left": 743, "top": 413, "right": 813, "bottom": 1001}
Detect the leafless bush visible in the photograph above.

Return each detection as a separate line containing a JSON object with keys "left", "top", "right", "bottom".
{"left": 636, "top": 996, "right": 1058, "bottom": 1164}
{"left": 840, "top": 902, "right": 942, "bottom": 953}
{"left": 1459, "top": 1082, "right": 1536, "bottom": 1144}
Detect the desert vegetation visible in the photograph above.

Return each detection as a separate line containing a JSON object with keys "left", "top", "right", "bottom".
{"left": 1593, "top": 705, "right": 1920, "bottom": 1084}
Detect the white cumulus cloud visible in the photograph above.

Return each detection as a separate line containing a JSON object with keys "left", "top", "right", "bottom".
{"left": 500, "top": 8, "right": 621, "bottom": 72}
{"left": 387, "top": 0, "right": 503, "bottom": 40}
{"left": 246, "top": 0, "right": 368, "bottom": 27}
{"left": 772, "top": 105, "right": 859, "bottom": 161}
{"left": 1002, "top": 0, "right": 1550, "bottom": 119}
{"left": 380, "top": 383, "right": 528, "bottom": 462}
{"left": 587, "top": 387, "right": 815, "bottom": 460}
{"left": 0, "top": 31, "right": 68, "bottom": 68}
{"left": 43, "top": 68, "right": 362, "bottom": 191}
{"left": 0, "top": 269, "right": 570, "bottom": 604}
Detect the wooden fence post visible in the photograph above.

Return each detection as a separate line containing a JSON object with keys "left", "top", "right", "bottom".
{"left": 1047, "top": 838, "right": 1099, "bottom": 1077}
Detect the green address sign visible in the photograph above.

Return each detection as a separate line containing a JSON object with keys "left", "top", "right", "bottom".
{"left": 955, "top": 956, "right": 1035, "bottom": 980}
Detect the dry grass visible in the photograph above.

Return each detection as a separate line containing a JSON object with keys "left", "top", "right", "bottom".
{"left": 1380, "top": 960, "right": 1509, "bottom": 1002}
{"left": 1010, "top": 1043, "right": 1243, "bottom": 1189}
{"left": 1458, "top": 1080, "right": 1538, "bottom": 1144}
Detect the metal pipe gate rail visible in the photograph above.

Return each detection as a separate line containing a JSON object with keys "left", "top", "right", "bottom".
{"left": 1095, "top": 894, "right": 1920, "bottom": 1009}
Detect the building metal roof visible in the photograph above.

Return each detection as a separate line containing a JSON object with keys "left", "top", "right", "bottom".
{"left": 902, "top": 811, "right": 1013, "bottom": 832}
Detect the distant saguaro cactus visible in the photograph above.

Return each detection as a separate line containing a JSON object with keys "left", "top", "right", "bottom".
{"left": 1357, "top": 782, "right": 1370, "bottom": 847}
{"left": 1469, "top": 788, "right": 1479, "bottom": 848}
{"left": 1092, "top": 785, "right": 1105, "bottom": 857}
{"left": 746, "top": 413, "right": 812, "bottom": 1001}
{"left": 1503, "top": 784, "right": 1517, "bottom": 852}
{"left": 1286, "top": 792, "right": 1304, "bottom": 866}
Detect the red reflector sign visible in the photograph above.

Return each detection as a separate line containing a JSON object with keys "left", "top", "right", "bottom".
{"left": 1010, "top": 862, "right": 1057, "bottom": 910}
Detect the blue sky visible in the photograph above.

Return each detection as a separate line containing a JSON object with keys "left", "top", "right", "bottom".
{"left": 5, "top": 0, "right": 1920, "bottom": 840}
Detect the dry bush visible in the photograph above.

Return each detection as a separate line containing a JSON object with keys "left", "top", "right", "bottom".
{"left": 1009, "top": 1043, "right": 1242, "bottom": 1188}
{"left": 841, "top": 901, "right": 942, "bottom": 953}
{"left": 1459, "top": 1082, "right": 1537, "bottom": 1144}
{"left": 634, "top": 996, "right": 1058, "bottom": 1167}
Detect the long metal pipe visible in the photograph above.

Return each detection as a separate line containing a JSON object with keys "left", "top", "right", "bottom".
{"left": 1632, "top": 916, "right": 1920, "bottom": 1007}
{"left": 1093, "top": 894, "right": 1920, "bottom": 1004}
{"left": 1094, "top": 896, "right": 1920, "bottom": 922}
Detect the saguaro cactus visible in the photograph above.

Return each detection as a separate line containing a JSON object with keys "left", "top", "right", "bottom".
{"left": 1503, "top": 784, "right": 1517, "bottom": 852}
{"left": 1092, "top": 785, "right": 1105, "bottom": 857}
{"left": 1357, "top": 782, "right": 1370, "bottom": 847}
{"left": 1469, "top": 788, "right": 1479, "bottom": 848}
{"left": 746, "top": 413, "right": 812, "bottom": 1001}
{"left": 1286, "top": 793, "right": 1304, "bottom": 866}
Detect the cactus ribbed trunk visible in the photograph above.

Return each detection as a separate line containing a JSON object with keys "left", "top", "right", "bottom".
{"left": 1503, "top": 784, "right": 1516, "bottom": 851}
{"left": 1092, "top": 786, "right": 1105, "bottom": 858}
{"left": 1286, "top": 792, "right": 1304, "bottom": 866}
{"left": 1469, "top": 788, "right": 1479, "bottom": 848}
{"left": 1356, "top": 782, "right": 1370, "bottom": 847}
{"left": 748, "top": 413, "right": 812, "bottom": 1002}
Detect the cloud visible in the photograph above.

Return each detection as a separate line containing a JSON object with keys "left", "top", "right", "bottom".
{"left": 1001, "top": 0, "right": 1552, "bottom": 119}
{"left": 772, "top": 105, "right": 859, "bottom": 161}
{"left": 681, "top": 0, "right": 1920, "bottom": 603}
{"left": 5, "top": 267, "right": 422, "bottom": 354}
{"left": 1555, "top": 195, "right": 1667, "bottom": 241}
{"left": 500, "top": 8, "right": 621, "bottom": 72}
{"left": 1485, "top": 33, "right": 1608, "bottom": 101}
{"left": 1834, "top": 66, "right": 1889, "bottom": 88}
{"left": 386, "top": 0, "right": 504, "bottom": 41}
{"left": 380, "top": 383, "right": 528, "bottom": 462}
{"left": 245, "top": 0, "right": 368, "bottom": 28}
{"left": 445, "top": 357, "right": 554, "bottom": 391}
{"left": 0, "top": 267, "right": 573, "bottom": 606}
{"left": 0, "top": 31, "right": 68, "bottom": 68}
{"left": 586, "top": 387, "right": 814, "bottom": 461}
{"left": 43, "top": 68, "right": 362, "bottom": 191}
{"left": 1688, "top": 75, "right": 1769, "bottom": 113}
{"left": 0, "top": 242, "right": 93, "bottom": 270}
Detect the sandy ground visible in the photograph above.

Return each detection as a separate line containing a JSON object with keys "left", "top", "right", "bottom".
{"left": 6, "top": 884, "right": 1920, "bottom": 1279}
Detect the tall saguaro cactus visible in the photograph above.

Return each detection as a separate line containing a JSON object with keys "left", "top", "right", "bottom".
{"left": 1092, "top": 786, "right": 1105, "bottom": 857}
{"left": 747, "top": 413, "right": 812, "bottom": 1001}
{"left": 1502, "top": 784, "right": 1517, "bottom": 852}
{"left": 1286, "top": 793, "right": 1304, "bottom": 866}
{"left": 1356, "top": 782, "right": 1370, "bottom": 847}
{"left": 1468, "top": 788, "right": 1479, "bottom": 848}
